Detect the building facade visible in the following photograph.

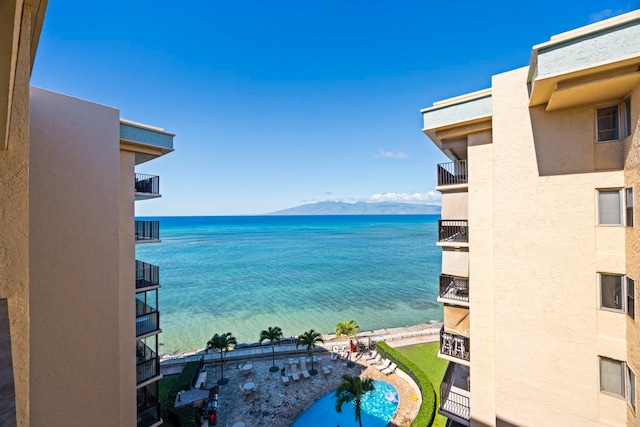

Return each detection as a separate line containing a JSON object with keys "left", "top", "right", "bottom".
{"left": 0, "top": 2, "right": 174, "bottom": 426}
{"left": 422, "top": 11, "right": 640, "bottom": 427}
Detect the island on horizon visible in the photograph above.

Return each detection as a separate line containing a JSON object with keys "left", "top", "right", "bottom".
{"left": 268, "top": 200, "right": 441, "bottom": 215}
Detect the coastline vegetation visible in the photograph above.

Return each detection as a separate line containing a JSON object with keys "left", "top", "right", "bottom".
{"left": 396, "top": 342, "right": 448, "bottom": 427}
{"left": 295, "top": 329, "right": 324, "bottom": 374}
{"left": 259, "top": 326, "right": 283, "bottom": 372}
{"left": 377, "top": 341, "right": 447, "bottom": 427}
{"left": 205, "top": 332, "right": 237, "bottom": 385}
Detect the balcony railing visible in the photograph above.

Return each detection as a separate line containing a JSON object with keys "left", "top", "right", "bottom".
{"left": 135, "top": 221, "right": 159, "bottom": 242}
{"left": 440, "top": 327, "right": 470, "bottom": 362}
{"left": 135, "top": 173, "right": 160, "bottom": 196}
{"left": 440, "top": 275, "right": 469, "bottom": 303}
{"left": 438, "top": 220, "right": 468, "bottom": 243}
{"left": 440, "top": 363, "right": 470, "bottom": 423}
{"left": 137, "top": 343, "right": 160, "bottom": 384}
{"left": 137, "top": 402, "right": 161, "bottom": 427}
{"left": 437, "top": 160, "right": 467, "bottom": 187}
{"left": 136, "top": 260, "right": 160, "bottom": 290}
{"left": 136, "top": 299, "right": 159, "bottom": 336}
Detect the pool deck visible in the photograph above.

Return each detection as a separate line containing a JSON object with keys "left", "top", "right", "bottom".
{"left": 197, "top": 345, "right": 428, "bottom": 426}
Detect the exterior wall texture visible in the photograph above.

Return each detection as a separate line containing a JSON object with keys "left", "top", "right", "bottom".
{"left": 29, "top": 87, "right": 126, "bottom": 425}
{"left": 489, "top": 66, "right": 626, "bottom": 426}
{"left": 625, "top": 81, "right": 640, "bottom": 427}
{"left": 0, "top": 5, "right": 31, "bottom": 425}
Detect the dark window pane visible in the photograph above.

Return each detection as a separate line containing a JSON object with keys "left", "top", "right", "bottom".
{"left": 629, "top": 278, "right": 635, "bottom": 320}
{"left": 601, "top": 274, "right": 623, "bottom": 310}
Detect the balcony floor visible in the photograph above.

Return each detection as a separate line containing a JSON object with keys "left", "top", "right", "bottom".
{"left": 441, "top": 363, "right": 470, "bottom": 424}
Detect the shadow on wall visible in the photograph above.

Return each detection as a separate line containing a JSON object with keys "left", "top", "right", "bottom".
{"left": 530, "top": 104, "right": 623, "bottom": 177}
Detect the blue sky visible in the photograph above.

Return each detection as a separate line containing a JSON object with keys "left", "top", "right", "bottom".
{"left": 32, "top": 1, "right": 639, "bottom": 215}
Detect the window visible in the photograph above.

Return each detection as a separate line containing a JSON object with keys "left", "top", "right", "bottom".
{"left": 600, "top": 274, "right": 624, "bottom": 311}
{"left": 597, "top": 105, "right": 620, "bottom": 142}
{"left": 629, "top": 278, "right": 636, "bottom": 320}
{"left": 629, "top": 367, "right": 637, "bottom": 411}
{"left": 598, "top": 189, "right": 623, "bottom": 225}
{"left": 627, "top": 188, "right": 634, "bottom": 227}
{"left": 625, "top": 97, "right": 632, "bottom": 138}
{"left": 600, "top": 357, "right": 625, "bottom": 397}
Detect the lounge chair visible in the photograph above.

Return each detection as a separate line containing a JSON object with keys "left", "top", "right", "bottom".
{"left": 299, "top": 359, "right": 311, "bottom": 379}
{"left": 290, "top": 364, "right": 300, "bottom": 381}
{"left": 281, "top": 369, "right": 290, "bottom": 385}
{"left": 381, "top": 362, "right": 397, "bottom": 375}
{"left": 376, "top": 359, "right": 391, "bottom": 371}
{"left": 330, "top": 346, "right": 339, "bottom": 360}
{"left": 322, "top": 364, "right": 331, "bottom": 376}
{"left": 365, "top": 350, "right": 378, "bottom": 361}
{"left": 367, "top": 354, "right": 382, "bottom": 365}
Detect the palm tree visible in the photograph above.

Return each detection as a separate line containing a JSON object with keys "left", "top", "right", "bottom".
{"left": 335, "top": 374, "right": 375, "bottom": 427}
{"left": 335, "top": 319, "right": 361, "bottom": 341}
{"left": 336, "top": 319, "right": 361, "bottom": 362}
{"left": 296, "top": 329, "right": 324, "bottom": 375}
{"left": 259, "top": 326, "right": 283, "bottom": 372}
{"left": 205, "top": 332, "right": 237, "bottom": 385}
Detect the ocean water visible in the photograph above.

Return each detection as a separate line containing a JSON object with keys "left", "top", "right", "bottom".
{"left": 135, "top": 215, "right": 442, "bottom": 355}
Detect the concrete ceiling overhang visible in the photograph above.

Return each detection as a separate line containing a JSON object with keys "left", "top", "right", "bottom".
{"left": 0, "top": 0, "right": 47, "bottom": 151}
{"left": 530, "top": 60, "right": 640, "bottom": 111}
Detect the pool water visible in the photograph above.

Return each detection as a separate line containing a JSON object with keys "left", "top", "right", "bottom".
{"left": 292, "top": 380, "right": 399, "bottom": 427}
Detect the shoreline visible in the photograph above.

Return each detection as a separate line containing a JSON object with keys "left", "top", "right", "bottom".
{"left": 160, "top": 321, "right": 443, "bottom": 367}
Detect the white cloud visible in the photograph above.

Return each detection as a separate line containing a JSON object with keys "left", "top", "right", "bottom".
{"left": 589, "top": 8, "right": 630, "bottom": 23}
{"left": 374, "top": 149, "right": 409, "bottom": 159}
{"left": 366, "top": 191, "right": 441, "bottom": 205}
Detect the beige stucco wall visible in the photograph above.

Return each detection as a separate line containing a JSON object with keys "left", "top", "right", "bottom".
{"left": 442, "top": 248, "right": 469, "bottom": 277}
{"left": 119, "top": 150, "right": 136, "bottom": 425}
{"left": 468, "top": 129, "right": 496, "bottom": 426}
{"left": 625, "top": 82, "right": 640, "bottom": 426}
{"left": 29, "top": 87, "right": 127, "bottom": 425}
{"left": 0, "top": 4, "right": 31, "bottom": 425}
{"left": 441, "top": 191, "right": 468, "bottom": 219}
{"left": 484, "top": 66, "right": 626, "bottom": 426}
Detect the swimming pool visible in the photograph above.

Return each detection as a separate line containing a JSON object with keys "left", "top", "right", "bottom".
{"left": 292, "top": 380, "right": 399, "bottom": 427}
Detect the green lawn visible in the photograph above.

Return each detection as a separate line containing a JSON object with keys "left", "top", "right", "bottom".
{"left": 397, "top": 342, "right": 449, "bottom": 427}
{"left": 158, "top": 375, "right": 180, "bottom": 427}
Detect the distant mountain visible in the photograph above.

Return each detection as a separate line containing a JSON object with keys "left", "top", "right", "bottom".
{"left": 269, "top": 201, "right": 441, "bottom": 215}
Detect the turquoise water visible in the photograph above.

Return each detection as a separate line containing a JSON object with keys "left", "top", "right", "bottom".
{"left": 292, "top": 380, "right": 399, "bottom": 427}
{"left": 135, "top": 215, "right": 442, "bottom": 355}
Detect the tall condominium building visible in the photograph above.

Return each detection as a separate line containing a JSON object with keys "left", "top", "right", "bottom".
{"left": 0, "top": 2, "right": 174, "bottom": 426}
{"left": 422, "top": 10, "right": 640, "bottom": 427}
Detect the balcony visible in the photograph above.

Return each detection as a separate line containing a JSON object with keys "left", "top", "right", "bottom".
{"left": 136, "top": 300, "right": 159, "bottom": 337}
{"left": 135, "top": 221, "right": 160, "bottom": 243}
{"left": 439, "top": 274, "right": 469, "bottom": 304}
{"left": 440, "top": 327, "right": 470, "bottom": 362}
{"left": 135, "top": 174, "right": 160, "bottom": 200}
{"left": 136, "top": 260, "right": 160, "bottom": 290}
{"left": 137, "top": 342, "right": 160, "bottom": 384}
{"left": 438, "top": 220, "right": 468, "bottom": 247}
{"left": 440, "top": 362, "right": 470, "bottom": 425}
{"left": 137, "top": 402, "right": 161, "bottom": 427}
{"left": 437, "top": 160, "right": 467, "bottom": 188}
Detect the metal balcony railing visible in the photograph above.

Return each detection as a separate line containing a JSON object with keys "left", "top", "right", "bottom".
{"left": 136, "top": 260, "right": 160, "bottom": 290}
{"left": 135, "top": 221, "right": 159, "bottom": 242}
{"left": 440, "top": 380, "right": 470, "bottom": 422}
{"left": 437, "top": 160, "right": 467, "bottom": 187}
{"left": 439, "top": 274, "right": 469, "bottom": 303}
{"left": 440, "top": 327, "right": 470, "bottom": 362}
{"left": 135, "top": 173, "right": 160, "bottom": 196}
{"left": 438, "top": 220, "right": 468, "bottom": 243}
{"left": 136, "top": 347, "right": 160, "bottom": 384}
{"left": 136, "top": 299, "right": 159, "bottom": 337}
{"left": 137, "top": 402, "right": 161, "bottom": 427}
